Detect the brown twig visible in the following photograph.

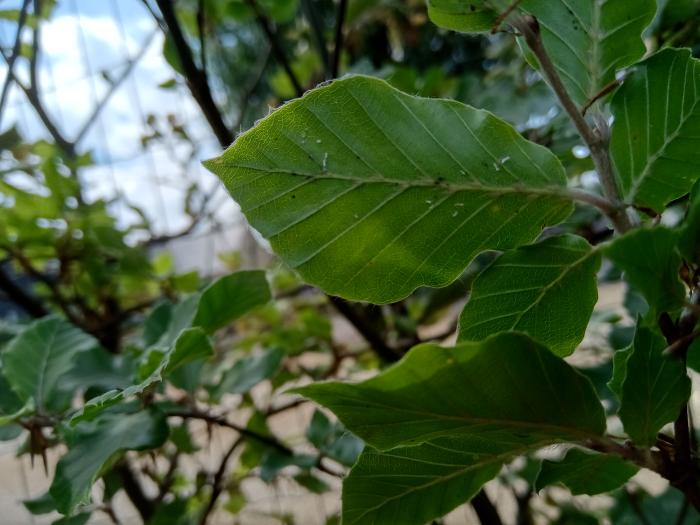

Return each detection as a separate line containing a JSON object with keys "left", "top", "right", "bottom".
{"left": 153, "top": 0, "right": 233, "bottom": 147}
{"left": 0, "top": 262, "right": 48, "bottom": 318}
{"left": 244, "top": 0, "right": 303, "bottom": 96}
{"left": 301, "top": 0, "right": 330, "bottom": 77}
{"left": 0, "top": 0, "right": 31, "bottom": 127}
{"left": 663, "top": 329, "right": 700, "bottom": 357}
{"left": 328, "top": 296, "right": 401, "bottom": 363}
{"left": 491, "top": 0, "right": 522, "bottom": 34}
{"left": 471, "top": 489, "right": 504, "bottom": 525}
{"left": 199, "top": 437, "right": 243, "bottom": 525}
{"left": 331, "top": 0, "right": 348, "bottom": 78}
{"left": 74, "top": 29, "right": 158, "bottom": 145}
{"left": 581, "top": 75, "right": 625, "bottom": 116}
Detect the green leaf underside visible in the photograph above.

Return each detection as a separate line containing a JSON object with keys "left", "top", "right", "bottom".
{"left": 50, "top": 409, "right": 168, "bottom": 515}
{"left": 619, "top": 324, "right": 690, "bottom": 447}
{"left": 523, "top": 0, "right": 655, "bottom": 106}
{"left": 342, "top": 439, "right": 510, "bottom": 525}
{"left": 193, "top": 270, "right": 271, "bottom": 333}
{"left": 605, "top": 227, "right": 686, "bottom": 316}
{"left": 72, "top": 328, "right": 213, "bottom": 423}
{"left": 427, "top": 1, "right": 654, "bottom": 106}
{"left": 2, "top": 317, "right": 96, "bottom": 412}
{"left": 459, "top": 234, "right": 600, "bottom": 356}
{"left": 611, "top": 48, "right": 700, "bottom": 211}
{"left": 206, "top": 75, "right": 573, "bottom": 303}
{"left": 535, "top": 448, "right": 638, "bottom": 495}
{"left": 298, "top": 332, "right": 605, "bottom": 525}
{"left": 298, "top": 333, "right": 605, "bottom": 450}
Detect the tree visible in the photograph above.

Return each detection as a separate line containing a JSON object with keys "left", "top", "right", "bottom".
{"left": 2, "top": 0, "right": 700, "bottom": 524}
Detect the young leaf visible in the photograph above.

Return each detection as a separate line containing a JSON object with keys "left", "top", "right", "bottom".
{"left": 297, "top": 332, "right": 606, "bottom": 451}
{"left": 458, "top": 234, "right": 600, "bottom": 356}
{"left": 50, "top": 409, "right": 168, "bottom": 515}
{"left": 605, "top": 227, "right": 686, "bottom": 317}
{"left": 205, "top": 75, "right": 573, "bottom": 304}
{"left": 192, "top": 270, "right": 271, "bottom": 333}
{"left": 2, "top": 317, "right": 96, "bottom": 412}
{"left": 72, "top": 327, "right": 213, "bottom": 423}
{"left": 535, "top": 448, "right": 638, "bottom": 495}
{"left": 610, "top": 48, "right": 700, "bottom": 211}
{"left": 213, "top": 347, "right": 284, "bottom": 397}
{"left": 619, "top": 324, "right": 690, "bottom": 447}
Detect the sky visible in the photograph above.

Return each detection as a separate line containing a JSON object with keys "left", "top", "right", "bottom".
{"left": 0, "top": 0, "right": 239, "bottom": 236}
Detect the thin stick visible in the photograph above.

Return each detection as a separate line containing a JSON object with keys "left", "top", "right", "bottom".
{"left": 0, "top": 0, "right": 31, "bottom": 127}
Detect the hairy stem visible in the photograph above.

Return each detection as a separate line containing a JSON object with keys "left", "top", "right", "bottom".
{"left": 514, "top": 15, "right": 633, "bottom": 233}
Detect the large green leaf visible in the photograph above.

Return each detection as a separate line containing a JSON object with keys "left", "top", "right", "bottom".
{"left": 72, "top": 328, "right": 213, "bottom": 423}
{"left": 535, "top": 448, "right": 638, "bottom": 495}
{"left": 611, "top": 48, "right": 700, "bottom": 211}
{"left": 205, "top": 75, "right": 573, "bottom": 303}
{"left": 458, "top": 234, "right": 600, "bottom": 356}
{"left": 2, "top": 317, "right": 96, "bottom": 413}
{"left": 522, "top": 0, "right": 655, "bottom": 106}
{"left": 298, "top": 333, "right": 605, "bottom": 450}
{"left": 426, "top": 1, "right": 654, "bottom": 106}
{"left": 193, "top": 270, "right": 271, "bottom": 333}
{"left": 605, "top": 227, "right": 686, "bottom": 316}
{"left": 619, "top": 324, "right": 690, "bottom": 446}
{"left": 298, "top": 332, "right": 605, "bottom": 525}
{"left": 50, "top": 409, "right": 168, "bottom": 515}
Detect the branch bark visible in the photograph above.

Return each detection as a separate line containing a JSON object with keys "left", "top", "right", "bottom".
{"left": 154, "top": 0, "right": 233, "bottom": 147}
{"left": 328, "top": 296, "right": 401, "bottom": 363}
{"left": 471, "top": 489, "right": 504, "bottom": 525}
{"left": 198, "top": 438, "right": 243, "bottom": 525}
{"left": 0, "top": 263, "right": 47, "bottom": 318}
{"left": 115, "top": 461, "right": 155, "bottom": 522}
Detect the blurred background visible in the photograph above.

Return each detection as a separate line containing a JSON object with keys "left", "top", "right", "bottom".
{"left": 1, "top": 0, "right": 699, "bottom": 524}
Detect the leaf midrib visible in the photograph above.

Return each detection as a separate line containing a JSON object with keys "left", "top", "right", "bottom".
{"left": 225, "top": 163, "right": 569, "bottom": 198}
{"left": 327, "top": 392, "right": 602, "bottom": 443}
